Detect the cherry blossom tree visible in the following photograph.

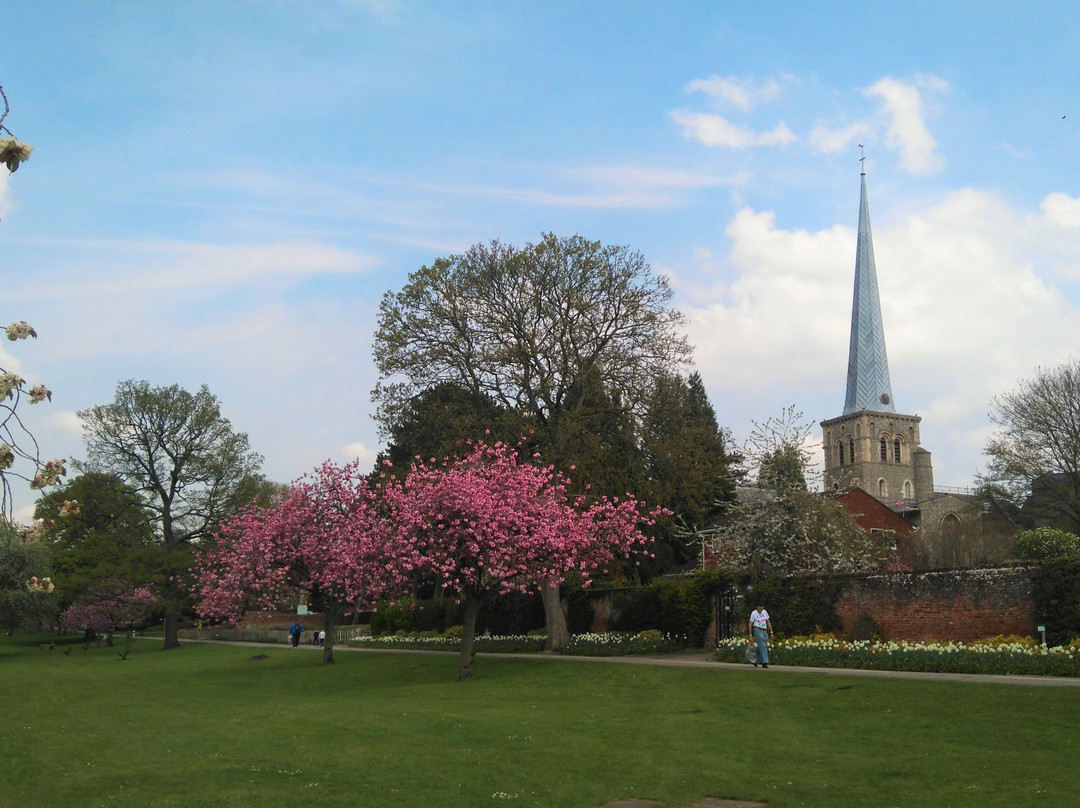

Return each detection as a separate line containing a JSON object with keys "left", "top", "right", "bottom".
{"left": 196, "top": 459, "right": 388, "bottom": 664}
{"left": 59, "top": 587, "right": 155, "bottom": 655}
{"left": 1, "top": 84, "right": 64, "bottom": 520}
{"left": 382, "top": 440, "right": 660, "bottom": 680}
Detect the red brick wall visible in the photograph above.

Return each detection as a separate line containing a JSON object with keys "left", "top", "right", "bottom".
{"left": 834, "top": 566, "right": 1037, "bottom": 643}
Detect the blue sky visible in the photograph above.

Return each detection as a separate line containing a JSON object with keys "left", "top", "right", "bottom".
{"left": 4, "top": 1, "right": 1080, "bottom": 520}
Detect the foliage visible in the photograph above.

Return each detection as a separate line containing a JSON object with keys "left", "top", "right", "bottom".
{"left": 743, "top": 405, "right": 816, "bottom": 494}
{"left": 34, "top": 472, "right": 158, "bottom": 604}
{"left": 979, "top": 360, "right": 1080, "bottom": 531}
{"left": 79, "top": 380, "right": 263, "bottom": 649}
{"left": 381, "top": 439, "right": 661, "bottom": 677}
{"left": 1030, "top": 556, "right": 1080, "bottom": 646}
{"left": 638, "top": 371, "right": 740, "bottom": 567}
{"left": 378, "top": 382, "right": 529, "bottom": 476}
{"left": 1, "top": 319, "right": 63, "bottom": 517}
{"left": 0, "top": 522, "right": 55, "bottom": 632}
{"left": 1013, "top": 527, "right": 1080, "bottom": 560}
{"left": 59, "top": 586, "right": 155, "bottom": 636}
{"left": 570, "top": 569, "right": 735, "bottom": 647}
{"left": 197, "top": 459, "right": 387, "bottom": 663}
{"left": 0, "top": 86, "right": 62, "bottom": 519}
{"left": 369, "top": 594, "right": 545, "bottom": 636}
{"left": 743, "top": 575, "right": 845, "bottom": 637}
{"left": 372, "top": 232, "right": 691, "bottom": 445}
{"left": 729, "top": 491, "right": 887, "bottom": 577}
{"left": 370, "top": 598, "right": 418, "bottom": 636}
{"left": 727, "top": 406, "right": 885, "bottom": 577}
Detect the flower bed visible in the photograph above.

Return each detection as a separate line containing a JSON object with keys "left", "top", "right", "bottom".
{"left": 714, "top": 633, "right": 1080, "bottom": 677}
{"left": 348, "top": 630, "right": 683, "bottom": 656}
{"left": 349, "top": 633, "right": 547, "bottom": 654}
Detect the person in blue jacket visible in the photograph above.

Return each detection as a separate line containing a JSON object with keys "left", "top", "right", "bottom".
{"left": 289, "top": 621, "right": 304, "bottom": 647}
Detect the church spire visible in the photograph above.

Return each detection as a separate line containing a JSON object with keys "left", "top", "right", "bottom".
{"left": 843, "top": 151, "right": 895, "bottom": 414}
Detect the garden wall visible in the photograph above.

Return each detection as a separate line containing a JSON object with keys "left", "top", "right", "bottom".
{"left": 832, "top": 565, "right": 1037, "bottom": 643}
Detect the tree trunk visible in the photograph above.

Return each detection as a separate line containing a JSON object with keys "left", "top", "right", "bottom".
{"left": 542, "top": 580, "right": 568, "bottom": 651}
{"left": 322, "top": 611, "right": 336, "bottom": 665}
{"left": 458, "top": 598, "right": 480, "bottom": 681}
{"left": 162, "top": 612, "right": 180, "bottom": 650}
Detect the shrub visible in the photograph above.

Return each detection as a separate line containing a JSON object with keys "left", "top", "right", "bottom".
{"left": 1013, "top": 527, "right": 1080, "bottom": 560}
{"left": 478, "top": 590, "right": 544, "bottom": 636}
{"left": 609, "top": 587, "right": 661, "bottom": 633}
{"left": 565, "top": 587, "right": 596, "bottom": 635}
{"left": 852, "top": 613, "right": 882, "bottom": 641}
{"left": 1031, "top": 556, "right": 1080, "bottom": 646}
{"left": 370, "top": 599, "right": 417, "bottom": 636}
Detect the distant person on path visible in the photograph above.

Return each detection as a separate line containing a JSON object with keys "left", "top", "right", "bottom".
{"left": 749, "top": 604, "right": 773, "bottom": 668}
{"left": 318, "top": 630, "right": 326, "bottom": 647}
{"left": 289, "top": 621, "right": 304, "bottom": 647}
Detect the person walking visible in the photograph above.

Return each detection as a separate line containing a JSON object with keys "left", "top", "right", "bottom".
{"left": 289, "top": 621, "right": 304, "bottom": 647}
{"left": 748, "top": 603, "right": 773, "bottom": 668}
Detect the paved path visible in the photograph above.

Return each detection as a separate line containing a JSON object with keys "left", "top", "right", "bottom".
{"left": 174, "top": 638, "right": 1080, "bottom": 688}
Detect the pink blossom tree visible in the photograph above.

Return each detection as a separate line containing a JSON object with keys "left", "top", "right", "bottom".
{"left": 382, "top": 440, "right": 660, "bottom": 680}
{"left": 59, "top": 586, "right": 155, "bottom": 656}
{"left": 195, "top": 459, "right": 389, "bottom": 664}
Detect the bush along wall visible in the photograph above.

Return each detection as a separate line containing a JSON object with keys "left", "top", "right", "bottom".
{"left": 1031, "top": 556, "right": 1080, "bottom": 646}
{"left": 741, "top": 575, "right": 845, "bottom": 638}
{"left": 569, "top": 569, "right": 735, "bottom": 647}
{"left": 371, "top": 591, "right": 545, "bottom": 637}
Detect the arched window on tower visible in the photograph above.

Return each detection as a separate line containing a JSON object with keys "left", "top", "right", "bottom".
{"left": 879, "top": 437, "right": 888, "bottom": 462}
{"left": 902, "top": 480, "right": 913, "bottom": 500}
{"left": 849, "top": 439, "right": 855, "bottom": 462}
{"left": 894, "top": 438, "right": 902, "bottom": 463}
{"left": 878, "top": 479, "right": 887, "bottom": 497}
{"left": 838, "top": 442, "right": 845, "bottom": 466}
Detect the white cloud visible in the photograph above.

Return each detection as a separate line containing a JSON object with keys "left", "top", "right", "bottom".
{"left": 684, "top": 75, "right": 785, "bottom": 110}
{"left": 670, "top": 111, "right": 797, "bottom": 149}
{"left": 0, "top": 171, "right": 10, "bottom": 218}
{"left": 47, "top": 410, "right": 84, "bottom": 439}
{"left": 863, "top": 77, "right": 946, "bottom": 175}
{"left": 342, "top": 441, "right": 379, "bottom": 467}
{"left": 808, "top": 121, "right": 876, "bottom": 154}
{"left": 1041, "top": 192, "right": 1080, "bottom": 228}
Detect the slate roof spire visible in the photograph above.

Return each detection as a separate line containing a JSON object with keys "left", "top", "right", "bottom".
{"left": 843, "top": 153, "right": 895, "bottom": 414}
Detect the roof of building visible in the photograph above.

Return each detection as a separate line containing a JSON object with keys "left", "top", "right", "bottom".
{"left": 832, "top": 487, "right": 915, "bottom": 533}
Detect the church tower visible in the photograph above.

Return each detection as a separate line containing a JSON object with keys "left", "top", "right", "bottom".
{"left": 821, "top": 158, "right": 934, "bottom": 507}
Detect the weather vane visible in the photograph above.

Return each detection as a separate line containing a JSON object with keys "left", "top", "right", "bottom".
{"left": 859, "top": 144, "right": 866, "bottom": 174}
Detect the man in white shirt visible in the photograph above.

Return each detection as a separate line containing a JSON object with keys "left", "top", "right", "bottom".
{"left": 748, "top": 604, "right": 773, "bottom": 668}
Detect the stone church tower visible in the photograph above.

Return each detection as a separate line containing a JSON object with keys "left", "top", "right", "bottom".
{"left": 821, "top": 164, "right": 935, "bottom": 509}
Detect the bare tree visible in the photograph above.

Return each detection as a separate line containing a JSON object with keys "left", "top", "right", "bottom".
{"left": 373, "top": 233, "right": 691, "bottom": 449}
{"left": 79, "top": 381, "right": 263, "bottom": 649}
{"left": 979, "top": 361, "right": 1080, "bottom": 531}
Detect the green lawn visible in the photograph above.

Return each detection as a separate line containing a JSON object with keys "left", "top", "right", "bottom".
{"left": 2, "top": 636, "right": 1076, "bottom": 807}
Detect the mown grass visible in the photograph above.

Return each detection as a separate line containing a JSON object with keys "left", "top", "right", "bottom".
{"left": 2, "top": 634, "right": 1077, "bottom": 807}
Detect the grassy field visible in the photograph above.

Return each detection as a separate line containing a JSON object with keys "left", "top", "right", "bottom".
{"left": 2, "top": 635, "right": 1077, "bottom": 807}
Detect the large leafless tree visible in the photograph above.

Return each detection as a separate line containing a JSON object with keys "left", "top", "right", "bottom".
{"left": 79, "top": 381, "right": 263, "bottom": 649}
{"left": 373, "top": 233, "right": 691, "bottom": 449}
{"left": 980, "top": 360, "right": 1080, "bottom": 531}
